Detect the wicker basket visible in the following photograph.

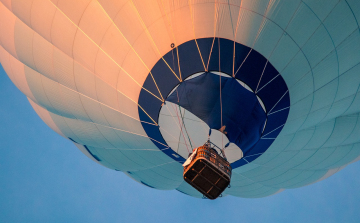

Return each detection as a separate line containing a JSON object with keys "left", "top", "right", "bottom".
{"left": 183, "top": 145, "right": 232, "bottom": 199}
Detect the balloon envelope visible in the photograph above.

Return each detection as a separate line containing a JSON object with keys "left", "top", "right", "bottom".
{"left": 1, "top": 0, "right": 360, "bottom": 198}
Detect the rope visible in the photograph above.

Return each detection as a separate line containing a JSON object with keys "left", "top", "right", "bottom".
{"left": 176, "top": 89, "right": 195, "bottom": 149}
{"left": 172, "top": 103, "right": 191, "bottom": 153}
{"left": 218, "top": 38, "right": 225, "bottom": 152}
{"left": 178, "top": 105, "right": 194, "bottom": 149}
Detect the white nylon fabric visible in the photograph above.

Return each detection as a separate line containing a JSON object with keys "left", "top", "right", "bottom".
{"left": 1, "top": 0, "right": 360, "bottom": 198}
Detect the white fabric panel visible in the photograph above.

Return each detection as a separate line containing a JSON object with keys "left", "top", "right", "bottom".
{"left": 30, "top": 0, "right": 57, "bottom": 41}
{"left": 32, "top": 34, "right": 56, "bottom": 81}
{"left": 322, "top": 62, "right": 360, "bottom": 120}
{"left": 288, "top": 68, "right": 314, "bottom": 105}
{"left": 311, "top": 51, "right": 338, "bottom": 91}
{"left": 213, "top": 3, "right": 238, "bottom": 41}
{"left": 252, "top": 16, "right": 284, "bottom": 59}
{"left": 132, "top": 149, "right": 176, "bottom": 167}
{"left": 100, "top": 102, "right": 138, "bottom": 133}
{"left": 267, "top": 31, "right": 301, "bottom": 73}
{"left": 191, "top": 2, "right": 217, "bottom": 40}
{"left": 94, "top": 45, "right": 123, "bottom": 89}
{"left": 106, "top": 1, "right": 144, "bottom": 47}
{"left": 301, "top": 119, "right": 335, "bottom": 150}
{"left": 0, "top": 3, "right": 17, "bottom": 57}
{"left": 301, "top": 81, "right": 338, "bottom": 128}
{"left": 28, "top": 68, "right": 81, "bottom": 120}
{"left": 78, "top": 1, "right": 112, "bottom": 45}
{"left": 64, "top": 119, "right": 112, "bottom": 149}
{"left": 119, "top": 150, "right": 167, "bottom": 170}
{"left": 323, "top": 1, "right": 358, "bottom": 46}
{"left": 335, "top": 63, "right": 360, "bottom": 103}
{"left": 0, "top": 0, "right": 11, "bottom": 9}
{"left": 229, "top": 172, "right": 257, "bottom": 187}
{"left": 234, "top": 9, "right": 265, "bottom": 49}
{"left": 9, "top": 0, "right": 33, "bottom": 28}
{"left": 295, "top": 148, "right": 337, "bottom": 170}
{"left": 0, "top": 46, "right": 35, "bottom": 100}
{"left": 256, "top": 150, "right": 299, "bottom": 167}
{"left": 325, "top": 96, "right": 355, "bottom": 122}
{"left": 342, "top": 114, "right": 360, "bottom": 145}
{"left": 323, "top": 115, "right": 358, "bottom": 147}
{"left": 72, "top": 28, "right": 99, "bottom": 73}
{"left": 346, "top": 1, "right": 360, "bottom": 32}
{"left": 14, "top": 20, "right": 36, "bottom": 70}
{"left": 241, "top": 0, "right": 274, "bottom": 17}
{"left": 260, "top": 169, "right": 304, "bottom": 187}
{"left": 309, "top": 144, "right": 354, "bottom": 170}
{"left": 24, "top": 65, "right": 67, "bottom": 118}
{"left": 47, "top": 112, "right": 85, "bottom": 145}
{"left": 274, "top": 150, "right": 318, "bottom": 170}
{"left": 56, "top": 0, "right": 92, "bottom": 25}
{"left": 73, "top": 62, "right": 98, "bottom": 99}
{"left": 302, "top": 0, "right": 339, "bottom": 21}
{"left": 79, "top": 95, "right": 118, "bottom": 127}
{"left": 302, "top": 25, "right": 335, "bottom": 68}
{"left": 95, "top": 77, "right": 121, "bottom": 112}
{"left": 50, "top": 8, "right": 78, "bottom": 58}
{"left": 89, "top": 146, "right": 137, "bottom": 170}
{"left": 248, "top": 167, "right": 291, "bottom": 182}
{"left": 282, "top": 128, "right": 315, "bottom": 151}
{"left": 21, "top": 49, "right": 149, "bottom": 137}
{"left": 117, "top": 45, "right": 154, "bottom": 99}
{"left": 343, "top": 91, "right": 360, "bottom": 116}
{"left": 131, "top": 0, "right": 162, "bottom": 27}
{"left": 29, "top": 98, "right": 66, "bottom": 138}
{"left": 266, "top": 0, "right": 302, "bottom": 30}
{"left": 94, "top": 125, "right": 132, "bottom": 150}
{"left": 281, "top": 95, "right": 312, "bottom": 133}
{"left": 98, "top": 149, "right": 149, "bottom": 171}
{"left": 166, "top": 4, "right": 196, "bottom": 47}
{"left": 59, "top": 116, "right": 156, "bottom": 153}
{"left": 337, "top": 29, "right": 360, "bottom": 75}
{"left": 240, "top": 164, "right": 276, "bottom": 179}
{"left": 251, "top": 150, "right": 283, "bottom": 165}
{"left": 296, "top": 147, "right": 336, "bottom": 170}
{"left": 285, "top": 4, "right": 321, "bottom": 48}
{"left": 52, "top": 47, "right": 77, "bottom": 90}
{"left": 274, "top": 170, "right": 324, "bottom": 188}
{"left": 96, "top": 0, "right": 127, "bottom": 20}
{"left": 281, "top": 52, "right": 312, "bottom": 89}
{"left": 102, "top": 150, "right": 146, "bottom": 171}
{"left": 132, "top": 0, "right": 173, "bottom": 59}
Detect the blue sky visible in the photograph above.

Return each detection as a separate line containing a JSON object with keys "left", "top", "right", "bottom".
{"left": 1, "top": 64, "right": 360, "bottom": 223}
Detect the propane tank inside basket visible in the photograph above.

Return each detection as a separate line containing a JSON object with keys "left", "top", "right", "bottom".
{"left": 183, "top": 142, "right": 232, "bottom": 199}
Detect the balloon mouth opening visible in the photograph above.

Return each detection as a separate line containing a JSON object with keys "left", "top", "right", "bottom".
{"left": 138, "top": 37, "right": 290, "bottom": 168}
{"left": 158, "top": 71, "right": 267, "bottom": 164}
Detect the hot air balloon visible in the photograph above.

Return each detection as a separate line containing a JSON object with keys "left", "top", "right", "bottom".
{"left": 1, "top": 0, "right": 360, "bottom": 198}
